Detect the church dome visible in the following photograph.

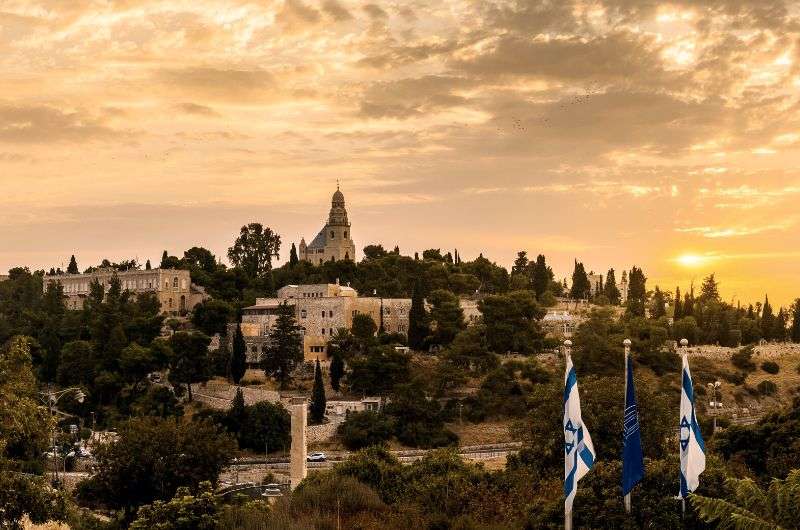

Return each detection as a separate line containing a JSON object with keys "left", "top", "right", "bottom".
{"left": 332, "top": 188, "right": 345, "bottom": 205}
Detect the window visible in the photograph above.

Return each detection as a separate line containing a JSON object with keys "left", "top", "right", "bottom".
{"left": 322, "top": 311, "right": 326, "bottom": 318}
{"left": 329, "top": 310, "right": 333, "bottom": 317}
{"left": 344, "top": 231, "right": 348, "bottom": 238}
{"left": 385, "top": 308, "right": 391, "bottom": 315}
{"left": 352, "top": 310, "right": 358, "bottom": 317}
{"left": 301, "top": 309, "right": 307, "bottom": 318}
{"left": 330, "top": 231, "right": 335, "bottom": 238}
{"left": 330, "top": 328, "right": 333, "bottom": 335}
{"left": 169, "top": 298, "right": 173, "bottom": 307}
{"left": 321, "top": 328, "right": 326, "bottom": 335}
{"left": 165, "top": 280, "right": 169, "bottom": 289}
{"left": 173, "top": 277, "right": 179, "bottom": 288}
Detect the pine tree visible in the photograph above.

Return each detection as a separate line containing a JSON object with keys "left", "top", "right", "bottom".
{"left": 673, "top": 286, "right": 682, "bottom": 319}
{"left": 330, "top": 352, "right": 344, "bottom": 391}
{"left": 408, "top": 278, "right": 428, "bottom": 351}
{"left": 289, "top": 243, "right": 299, "bottom": 266}
{"left": 774, "top": 307, "right": 787, "bottom": 342}
{"left": 67, "top": 255, "right": 79, "bottom": 274}
{"left": 230, "top": 322, "right": 247, "bottom": 385}
{"left": 603, "top": 268, "right": 621, "bottom": 305}
{"left": 310, "top": 359, "right": 326, "bottom": 425}
{"left": 262, "top": 302, "right": 303, "bottom": 386}
{"left": 145, "top": 259, "right": 151, "bottom": 270}
{"left": 512, "top": 251, "right": 529, "bottom": 275}
{"left": 699, "top": 274, "right": 720, "bottom": 302}
{"left": 790, "top": 299, "right": 800, "bottom": 343}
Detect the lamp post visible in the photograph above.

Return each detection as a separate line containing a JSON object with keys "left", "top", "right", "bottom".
{"left": 39, "top": 386, "right": 85, "bottom": 487}
{"left": 707, "top": 381, "right": 722, "bottom": 433}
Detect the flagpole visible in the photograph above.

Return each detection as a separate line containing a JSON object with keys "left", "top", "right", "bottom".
{"left": 679, "top": 337, "right": 688, "bottom": 518}
{"left": 623, "top": 338, "right": 632, "bottom": 515}
{"left": 564, "top": 339, "right": 573, "bottom": 530}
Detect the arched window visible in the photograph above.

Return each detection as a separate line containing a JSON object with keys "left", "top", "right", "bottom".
{"left": 344, "top": 231, "right": 348, "bottom": 238}
{"left": 180, "top": 295, "right": 186, "bottom": 312}
{"left": 300, "top": 309, "right": 307, "bottom": 318}
{"left": 330, "top": 231, "right": 335, "bottom": 238}
{"left": 169, "top": 298, "right": 173, "bottom": 307}
{"left": 173, "top": 277, "right": 178, "bottom": 288}
{"left": 345, "top": 252, "right": 349, "bottom": 260}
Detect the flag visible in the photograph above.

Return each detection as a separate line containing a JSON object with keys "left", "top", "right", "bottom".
{"left": 679, "top": 353, "right": 705, "bottom": 498}
{"left": 564, "top": 354, "right": 596, "bottom": 515}
{"left": 622, "top": 353, "right": 644, "bottom": 496}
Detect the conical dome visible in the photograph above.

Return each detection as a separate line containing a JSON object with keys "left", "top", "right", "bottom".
{"left": 332, "top": 188, "right": 345, "bottom": 206}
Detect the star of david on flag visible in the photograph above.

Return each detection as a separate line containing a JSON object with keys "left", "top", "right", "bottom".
{"left": 679, "top": 352, "right": 705, "bottom": 499}
{"left": 564, "top": 353, "right": 596, "bottom": 515}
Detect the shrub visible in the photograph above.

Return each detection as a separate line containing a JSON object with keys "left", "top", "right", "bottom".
{"left": 757, "top": 380, "right": 778, "bottom": 396}
{"left": 761, "top": 361, "right": 780, "bottom": 374}
{"left": 731, "top": 347, "right": 756, "bottom": 372}
{"left": 337, "top": 411, "right": 394, "bottom": 450}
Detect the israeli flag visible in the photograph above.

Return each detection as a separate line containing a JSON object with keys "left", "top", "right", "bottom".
{"left": 679, "top": 353, "right": 705, "bottom": 498}
{"left": 564, "top": 354, "right": 596, "bottom": 515}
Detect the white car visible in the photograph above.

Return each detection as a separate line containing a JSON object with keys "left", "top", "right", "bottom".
{"left": 307, "top": 452, "right": 326, "bottom": 462}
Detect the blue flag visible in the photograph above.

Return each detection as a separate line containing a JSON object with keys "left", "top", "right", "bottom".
{"left": 622, "top": 353, "right": 644, "bottom": 495}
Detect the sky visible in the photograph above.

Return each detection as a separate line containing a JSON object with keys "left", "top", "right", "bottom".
{"left": 2, "top": 0, "right": 800, "bottom": 306}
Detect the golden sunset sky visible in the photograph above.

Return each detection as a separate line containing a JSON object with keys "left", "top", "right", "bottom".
{"left": 2, "top": 0, "right": 800, "bottom": 306}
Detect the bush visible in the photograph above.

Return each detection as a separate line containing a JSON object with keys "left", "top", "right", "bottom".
{"left": 337, "top": 411, "right": 394, "bottom": 450}
{"left": 731, "top": 347, "right": 756, "bottom": 372}
{"left": 757, "top": 380, "right": 778, "bottom": 396}
{"left": 761, "top": 361, "right": 780, "bottom": 374}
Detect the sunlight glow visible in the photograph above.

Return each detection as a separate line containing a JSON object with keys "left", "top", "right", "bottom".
{"left": 676, "top": 254, "right": 709, "bottom": 267}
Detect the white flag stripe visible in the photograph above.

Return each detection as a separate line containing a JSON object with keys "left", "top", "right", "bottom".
{"left": 564, "top": 354, "right": 596, "bottom": 515}
{"left": 679, "top": 353, "right": 705, "bottom": 498}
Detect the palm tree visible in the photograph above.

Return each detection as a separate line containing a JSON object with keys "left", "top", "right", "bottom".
{"left": 691, "top": 470, "right": 800, "bottom": 529}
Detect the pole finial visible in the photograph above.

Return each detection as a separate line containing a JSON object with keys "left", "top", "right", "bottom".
{"left": 680, "top": 338, "right": 689, "bottom": 347}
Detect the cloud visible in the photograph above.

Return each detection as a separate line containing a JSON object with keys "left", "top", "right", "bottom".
{"left": 0, "top": 104, "right": 121, "bottom": 143}
{"left": 175, "top": 102, "right": 220, "bottom": 117}
{"left": 676, "top": 220, "right": 795, "bottom": 238}
{"left": 363, "top": 4, "right": 388, "bottom": 20}
{"left": 275, "top": 0, "right": 322, "bottom": 32}
{"left": 154, "top": 67, "right": 277, "bottom": 102}
{"left": 358, "top": 75, "right": 474, "bottom": 118}
{"left": 321, "top": 0, "right": 352, "bottom": 21}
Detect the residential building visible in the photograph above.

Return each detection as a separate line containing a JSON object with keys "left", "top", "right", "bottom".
{"left": 42, "top": 267, "right": 208, "bottom": 314}
{"left": 238, "top": 283, "right": 411, "bottom": 363}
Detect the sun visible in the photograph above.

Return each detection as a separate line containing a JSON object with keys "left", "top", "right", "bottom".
{"left": 675, "top": 253, "right": 708, "bottom": 267}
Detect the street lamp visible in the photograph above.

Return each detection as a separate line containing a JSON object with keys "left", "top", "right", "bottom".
{"left": 39, "top": 386, "right": 85, "bottom": 487}
{"left": 707, "top": 381, "right": 722, "bottom": 433}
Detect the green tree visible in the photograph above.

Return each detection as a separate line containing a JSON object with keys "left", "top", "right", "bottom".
{"left": 79, "top": 416, "right": 234, "bottom": 517}
{"left": 791, "top": 299, "right": 800, "bottom": 343}
{"left": 119, "top": 342, "right": 158, "bottom": 386}
{"left": 347, "top": 347, "right": 410, "bottom": 396}
{"left": 310, "top": 359, "right": 326, "bottom": 425}
{"left": 625, "top": 266, "right": 647, "bottom": 317}
{"left": 329, "top": 351, "right": 345, "bottom": 391}
{"left": 761, "top": 295, "right": 774, "bottom": 340}
{"left": 191, "top": 299, "right": 234, "bottom": 337}
{"left": 532, "top": 254, "right": 551, "bottom": 298}
{"left": 227, "top": 223, "right": 281, "bottom": 279}
{"left": 692, "top": 471, "right": 800, "bottom": 529}
{"left": 289, "top": 242, "right": 299, "bottom": 266}
{"left": 337, "top": 411, "right": 394, "bottom": 450}
{"left": 603, "top": 268, "right": 621, "bottom": 305}
{"left": 442, "top": 325, "right": 497, "bottom": 374}
{"left": 477, "top": 290, "right": 545, "bottom": 354}
{"left": 674, "top": 286, "right": 683, "bottom": 319}
{"left": 262, "top": 301, "right": 303, "bottom": 386}
{"left": 168, "top": 332, "right": 212, "bottom": 402}
{"left": 0, "top": 459, "right": 66, "bottom": 530}
{"left": 408, "top": 278, "right": 428, "bottom": 351}
{"left": 699, "top": 273, "right": 721, "bottom": 303}
{"left": 229, "top": 322, "right": 247, "bottom": 385}
{"left": 130, "top": 482, "right": 217, "bottom": 530}
{"left": 145, "top": 259, "right": 152, "bottom": 270}
{"left": 57, "top": 340, "right": 96, "bottom": 387}
{"left": 511, "top": 251, "right": 529, "bottom": 275}
{"left": 352, "top": 313, "right": 377, "bottom": 341}
{"left": 67, "top": 254, "right": 79, "bottom": 274}
{"left": 569, "top": 260, "right": 590, "bottom": 300}
{"left": 231, "top": 401, "right": 291, "bottom": 453}
{"left": 426, "top": 289, "right": 465, "bottom": 347}
{"left": 650, "top": 286, "right": 667, "bottom": 319}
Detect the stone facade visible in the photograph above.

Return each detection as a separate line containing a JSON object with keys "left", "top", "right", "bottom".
{"left": 298, "top": 186, "right": 356, "bottom": 264}
{"left": 42, "top": 267, "right": 208, "bottom": 315}
{"left": 238, "top": 283, "right": 411, "bottom": 362}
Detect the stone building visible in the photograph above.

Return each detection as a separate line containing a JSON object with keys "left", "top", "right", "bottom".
{"left": 238, "top": 283, "right": 411, "bottom": 363}
{"left": 298, "top": 186, "right": 356, "bottom": 265}
{"left": 42, "top": 267, "right": 208, "bottom": 315}
{"left": 587, "top": 273, "right": 603, "bottom": 297}
{"left": 618, "top": 270, "right": 629, "bottom": 304}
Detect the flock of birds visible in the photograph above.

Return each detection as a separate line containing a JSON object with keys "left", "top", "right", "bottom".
{"left": 493, "top": 86, "right": 603, "bottom": 135}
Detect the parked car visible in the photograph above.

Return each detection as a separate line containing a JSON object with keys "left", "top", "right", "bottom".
{"left": 307, "top": 452, "right": 326, "bottom": 462}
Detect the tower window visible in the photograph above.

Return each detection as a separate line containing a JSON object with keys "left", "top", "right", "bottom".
{"left": 344, "top": 231, "right": 348, "bottom": 238}
{"left": 330, "top": 231, "right": 335, "bottom": 238}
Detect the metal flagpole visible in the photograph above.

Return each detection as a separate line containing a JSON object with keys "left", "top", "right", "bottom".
{"left": 680, "top": 338, "right": 688, "bottom": 518}
{"left": 623, "top": 338, "right": 632, "bottom": 515}
{"left": 564, "top": 339, "right": 573, "bottom": 530}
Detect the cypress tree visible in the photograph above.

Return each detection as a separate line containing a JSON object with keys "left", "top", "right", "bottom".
{"left": 289, "top": 243, "right": 299, "bottom": 266}
{"left": 408, "top": 278, "right": 429, "bottom": 351}
{"left": 67, "top": 255, "right": 79, "bottom": 274}
{"left": 761, "top": 295, "right": 774, "bottom": 340}
{"left": 310, "top": 359, "right": 326, "bottom": 425}
{"left": 145, "top": 259, "right": 152, "bottom": 270}
{"left": 330, "top": 352, "right": 344, "bottom": 391}
{"left": 625, "top": 266, "right": 647, "bottom": 317}
{"left": 673, "top": 286, "right": 682, "bottom": 319}
{"left": 790, "top": 299, "right": 800, "bottom": 343}
{"left": 532, "top": 254, "right": 550, "bottom": 298}
{"left": 230, "top": 322, "right": 247, "bottom": 385}
{"left": 230, "top": 387, "right": 246, "bottom": 427}
{"left": 603, "top": 268, "right": 621, "bottom": 305}
{"left": 683, "top": 291, "right": 693, "bottom": 318}
{"left": 160, "top": 250, "right": 169, "bottom": 268}
{"left": 569, "top": 260, "right": 590, "bottom": 300}
{"left": 650, "top": 286, "right": 667, "bottom": 319}
{"left": 774, "top": 307, "right": 787, "bottom": 342}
